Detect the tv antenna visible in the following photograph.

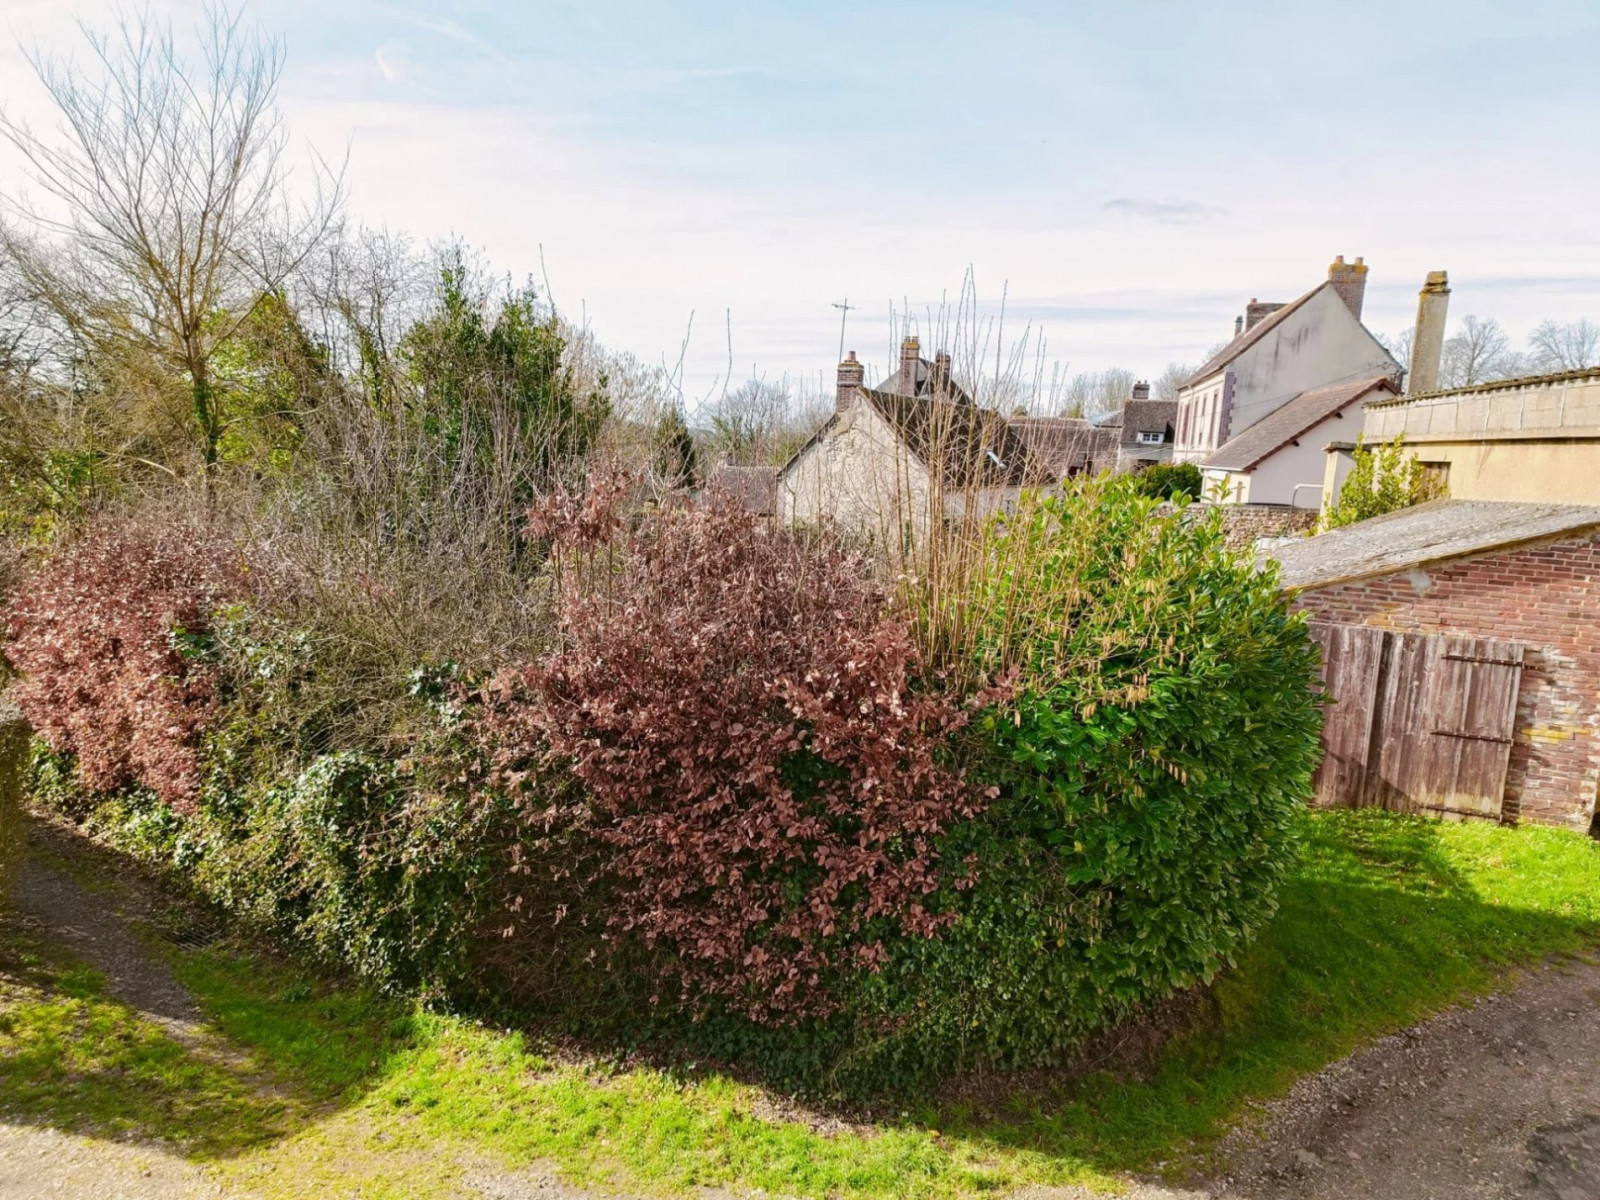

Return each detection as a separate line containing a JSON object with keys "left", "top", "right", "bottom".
{"left": 831, "top": 297, "right": 856, "bottom": 361}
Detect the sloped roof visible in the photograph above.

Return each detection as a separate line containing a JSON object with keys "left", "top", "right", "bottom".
{"left": 859, "top": 388, "right": 1032, "bottom": 487}
{"left": 1119, "top": 399, "right": 1178, "bottom": 447}
{"left": 874, "top": 357, "right": 972, "bottom": 404}
{"left": 1010, "top": 416, "right": 1100, "bottom": 479}
{"left": 1201, "top": 375, "right": 1396, "bottom": 472}
{"left": 707, "top": 464, "right": 778, "bottom": 515}
{"left": 1264, "top": 500, "right": 1600, "bottom": 592}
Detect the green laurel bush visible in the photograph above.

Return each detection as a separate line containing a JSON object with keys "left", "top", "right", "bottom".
{"left": 838, "top": 479, "right": 1323, "bottom": 1087}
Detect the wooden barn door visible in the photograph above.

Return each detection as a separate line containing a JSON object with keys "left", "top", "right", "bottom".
{"left": 1309, "top": 624, "right": 1525, "bottom": 820}
{"left": 1308, "top": 623, "right": 1386, "bottom": 809}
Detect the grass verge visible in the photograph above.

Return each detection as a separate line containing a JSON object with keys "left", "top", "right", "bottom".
{"left": 3, "top": 809, "right": 1599, "bottom": 1197}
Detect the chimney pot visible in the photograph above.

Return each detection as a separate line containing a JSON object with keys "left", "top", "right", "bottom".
{"left": 1328, "top": 253, "right": 1370, "bottom": 320}
{"left": 1407, "top": 270, "right": 1451, "bottom": 395}
{"left": 1234, "top": 315, "right": 1244, "bottom": 337}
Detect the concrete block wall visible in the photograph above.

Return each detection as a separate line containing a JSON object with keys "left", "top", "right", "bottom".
{"left": 1293, "top": 533, "right": 1600, "bottom": 831}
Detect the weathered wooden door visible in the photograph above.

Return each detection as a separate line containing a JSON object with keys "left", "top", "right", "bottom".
{"left": 1308, "top": 623, "right": 1525, "bottom": 820}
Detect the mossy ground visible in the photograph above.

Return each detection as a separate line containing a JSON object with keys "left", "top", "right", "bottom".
{"left": 2, "top": 809, "right": 1598, "bottom": 1198}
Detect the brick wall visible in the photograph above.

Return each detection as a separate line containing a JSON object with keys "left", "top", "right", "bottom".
{"left": 1294, "top": 532, "right": 1600, "bottom": 831}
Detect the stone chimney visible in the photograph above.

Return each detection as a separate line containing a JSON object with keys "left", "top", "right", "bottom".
{"left": 1407, "top": 270, "right": 1451, "bottom": 395}
{"left": 836, "top": 350, "right": 864, "bottom": 412}
{"left": 1328, "top": 255, "right": 1369, "bottom": 320}
{"left": 1245, "top": 298, "right": 1286, "bottom": 331}
{"left": 1131, "top": 380, "right": 1151, "bottom": 401}
{"left": 898, "top": 335, "right": 921, "bottom": 395}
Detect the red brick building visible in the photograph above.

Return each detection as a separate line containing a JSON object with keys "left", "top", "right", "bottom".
{"left": 1268, "top": 500, "right": 1600, "bottom": 832}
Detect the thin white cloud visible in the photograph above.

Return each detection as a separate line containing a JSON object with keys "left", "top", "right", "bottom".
{"left": 374, "top": 42, "right": 410, "bottom": 83}
{"left": 1103, "top": 197, "right": 1226, "bottom": 225}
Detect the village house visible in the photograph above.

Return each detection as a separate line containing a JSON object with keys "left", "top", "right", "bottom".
{"left": 1267, "top": 500, "right": 1600, "bottom": 833}
{"left": 1177, "top": 255, "right": 1401, "bottom": 506}
{"left": 1089, "top": 383, "right": 1178, "bottom": 473}
{"left": 776, "top": 337, "right": 1096, "bottom": 534}
{"left": 1322, "top": 270, "right": 1600, "bottom": 507}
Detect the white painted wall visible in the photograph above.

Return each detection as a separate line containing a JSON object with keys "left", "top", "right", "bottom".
{"left": 1226, "top": 288, "right": 1397, "bottom": 435}
{"left": 1236, "top": 403, "right": 1369, "bottom": 507}
{"left": 1175, "top": 286, "right": 1396, "bottom": 463}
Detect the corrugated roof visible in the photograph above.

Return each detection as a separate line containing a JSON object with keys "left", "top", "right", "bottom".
{"left": 1264, "top": 500, "right": 1600, "bottom": 592}
{"left": 1366, "top": 364, "right": 1600, "bottom": 408}
{"left": 1182, "top": 283, "right": 1330, "bottom": 389}
{"left": 1118, "top": 399, "right": 1177, "bottom": 447}
{"left": 1201, "top": 376, "right": 1396, "bottom": 472}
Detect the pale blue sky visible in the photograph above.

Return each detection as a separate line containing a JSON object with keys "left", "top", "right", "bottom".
{"left": 5, "top": 0, "right": 1599, "bottom": 405}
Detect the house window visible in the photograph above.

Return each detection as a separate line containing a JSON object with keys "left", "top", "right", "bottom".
{"left": 1137, "top": 430, "right": 1164, "bottom": 445}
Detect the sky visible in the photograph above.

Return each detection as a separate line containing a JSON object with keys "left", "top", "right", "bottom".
{"left": 2, "top": 0, "right": 1598, "bottom": 411}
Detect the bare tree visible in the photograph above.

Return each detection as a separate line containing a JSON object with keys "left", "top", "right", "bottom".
{"left": 1439, "top": 315, "right": 1517, "bottom": 389}
{"left": 1376, "top": 328, "right": 1414, "bottom": 379}
{"left": 1059, "top": 367, "right": 1135, "bottom": 418}
{"left": 1152, "top": 361, "right": 1195, "bottom": 401}
{"left": 1529, "top": 318, "right": 1600, "bottom": 373}
{"left": 0, "top": 4, "right": 342, "bottom": 481}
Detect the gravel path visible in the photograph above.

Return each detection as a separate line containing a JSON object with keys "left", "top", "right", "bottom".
{"left": 1026, "top": 957, "right": 1600, "bottom": 1200}
{"left": 1210, "top": 957, "right": 1600, "bottom": 1199}
{"left": 0, "top": 828, "right": 232, "bottom": 1199}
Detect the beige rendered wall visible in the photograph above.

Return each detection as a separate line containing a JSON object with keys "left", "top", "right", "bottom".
{"left": 1402, "top": 440, "right": 1600, "bottom": 504}
{"left": 1357, "top": 372, "right": 1600, "bottom": 504}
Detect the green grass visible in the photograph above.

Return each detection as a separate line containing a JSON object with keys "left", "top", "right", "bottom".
{"left": 4, "top": 809, "right": 1600, "bottom": 1197}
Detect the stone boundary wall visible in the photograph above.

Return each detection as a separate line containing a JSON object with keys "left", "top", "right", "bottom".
{"left": 1292, "top": 531, "right": 1600, "bottom": 831}
{"left": 1157, "top": 502, "right": 1319, "bottom": 551}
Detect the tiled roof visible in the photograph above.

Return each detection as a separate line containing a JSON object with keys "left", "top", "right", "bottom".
{"left": 1009, "top": 416, "right": 1101, "bottom": 480}
{"left": 1182, "top": 283, "right": 1330, "bottom": 389}
{"left": 859, "top": 388, "right": 1033, "bottom": 488}
{"left": 1118, "top": 399, "right": 1178, "bottom": 447}
{"left": 1263, "top": 500, "right": 1600, "bottom": 591}
{"left": 873, "top": 358, "right": 972, "bottom": 404}
{"left": 1201, "top": 375, "right": 1396, "bottom": 472}
{"left": 707, "top": 464, "right": 778, "bottom": 515}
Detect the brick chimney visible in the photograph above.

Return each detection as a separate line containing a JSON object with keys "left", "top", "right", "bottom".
{"left": 1246, "top": 298, "right": 1286, "bottom": 331}
{"left": 836, "top": 350, "right": 864, "bottom": 412}
{"left": 1328, "top": 255, "right": 1369, "bottom": 320}
{"left": 898, "top": 335, "right": 921, "bottom": 395}
{"left": 1407, "top": 271, "right": 1451, "bottom": 395}
{"left": 1131, "top": 380, "right": 1151, "bottom": 401}
{"left": 931, "top": 350, "right": 953, "bottom": 396}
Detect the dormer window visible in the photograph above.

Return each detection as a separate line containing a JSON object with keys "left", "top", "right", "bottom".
{"left": 1137, "top": 430, "right": 1165, "bottom": 445}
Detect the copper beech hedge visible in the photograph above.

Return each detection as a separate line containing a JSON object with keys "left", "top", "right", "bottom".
{"left": 5, "top": 524, "right": 240, "bottom": 812}
{"left": 478, "top": 485, "right": 995, "bottom": 1023}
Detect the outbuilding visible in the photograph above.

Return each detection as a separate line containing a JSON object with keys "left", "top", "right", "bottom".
{"left": 1267, "top": 500, "right": 1600, "bottom": 832}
